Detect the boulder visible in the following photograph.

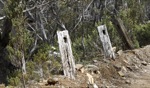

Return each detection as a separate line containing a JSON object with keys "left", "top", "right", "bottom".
{"left": 117, "top": 50, "right": 123, "bottom": 56}
{"left": 47, "top": 77, "right": 59, "bottom": 85}
{"left": 75, "top": 64, "right": 84, "bottom": 70}
{"left": 86, "top": 73, "right": 94, "bottom": 84}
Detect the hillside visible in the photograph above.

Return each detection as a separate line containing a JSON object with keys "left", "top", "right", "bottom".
{"left": 0, "top": 0, "right": 150, "bottom": 87}
{"left": 21, "top": 45, "right": 150, "bottom": 88}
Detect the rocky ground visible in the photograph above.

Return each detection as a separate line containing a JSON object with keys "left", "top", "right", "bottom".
{"left": 2, "top": 45, "right": 150, "bottom": 88}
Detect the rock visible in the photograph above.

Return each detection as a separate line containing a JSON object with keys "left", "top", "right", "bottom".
{"left": 85, "top": 65, "right": 99, "bottom": 71}
{"left": 85, "top": 65, "right": 100, "bottom": 74}
{"left": 121, "top": 66, "right": 127, "bottom": 72}
{"left": 118, "top": 66, "right": 127, "bottom": 77}
{"left": 43, "top": 79, "right": 48, "bottom": 83}
{"left": 93, "top": 70, "right": 101, "bottom": 74}
{"left": 132, "top": 64, "right": 139, "bottom": 70}
{"left": 117, "top": 50, "right": 123, "bottom": 56}
{"left": 125, "top": 80, "right": 131, "bottom": 84}
{"left": 141, "top": 61, "right": 147, "bottom": 66}
{"left": 37, "top": 82, "right": 45, "bottom": 86}
{"left": 123, "top": 59, "right": 129, "bottom": 64}
{"left": 122, "top": 77, "right": 126, "bottom": 80}
{"left": 118, "top": 71, "right": 125, "bottom": 77}
{"left": 75, "top": 64, "right": 85, "bottom": 73}
{"left": 86, "top": 73, "right": 94, "bottom": 84}
{"left": 75, "top": 64, "right": 84, "bottom": 70}
{"left": 127, "top": 64, "right": 139, "bottom": 71}
{"left": 93, "top": 83, "right": 99, "bottom": 88}
{"left": 80, "top": 67, "right": 85, "bottom": 73}
{"left": 88, "top": 84, "right": 94, "bottom": 88}
{"left": 113, "top": 63, "right": 122, "bottom": 71}
{"left": 88, "top": 83, "right": 99, "bottom": 88}
{"left": 103, "top": 59, "right": 110, "bottom": 63}
{"left": 47, "top": 77, "right": 59, "bottom": 85}
{"left": 93, "top": 60, "right": 98, "bottom": 63}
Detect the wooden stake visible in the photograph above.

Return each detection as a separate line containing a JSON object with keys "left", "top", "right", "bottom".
{"left": 57, "top": 30, "right": 75, "bottom": 79}
{"left": 97, "top": 25, "right": 115, "bottom": 59}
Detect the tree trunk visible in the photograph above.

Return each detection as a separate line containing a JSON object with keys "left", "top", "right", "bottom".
{"left": 112, "top": 0, "right": 134, "bottom": 50}
{"left": 111, "top": 16, "right": 135, "bottom": 49}
{"left": 57, "top": 30, "right": 75, "bottom": 79}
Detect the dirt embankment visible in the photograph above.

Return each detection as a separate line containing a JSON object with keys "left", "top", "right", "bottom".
{"left": 37, "top": 45, "right": 150, "bottom": 88}
{"left": 4, "top": 45, "right": 150, "bottom": 88}
{"left": 100, "top": 45, "right": 150, "bottom": 88}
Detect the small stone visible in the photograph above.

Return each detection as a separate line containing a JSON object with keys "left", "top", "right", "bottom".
{"left": 141, "top": 61, "right": 147, "bottom": 66}
{"left": 118, "top": 66, "right": 127, "bottom": 77}
{"left": 75, "top": 64, "right": 84, "bottom": 70}
{"left": 117, "top": 50, "right": 123, "bottom": 56}
{"left": 93, "top": 60, "right": 98, "bottom": 63}
{"left": 134, "top": 64, "right": 139, "bottom": 69}
{"left": 118, "top": 71, "right": 125, "bottom": 77}
{"left": 125, "top": 80, "right": 131, "bottom": 84}
{"left": 93, "top": 70, "right": 100, "bottom": 74}
{"left": 122, "top": 77, "right": 126, "bottom": 80}
{"left": 53, "top": 78, "right": 59, "bottom": 81}
{"left": 88, "top": 84, "right": 93, "bottom": 88}
{"left": 103, "top": 59, "right": 109, "bottom": 63}
{"left": 93, "top": 83, "right": 98, "bottom": 88}
{"left": 121, "top": 66, "right": 127, "bottom": 72}
{"left": 113, "top": 63, "right": 122, "bottom": 71}
{"left": 86, "top": 73, "right": 94, "bottom": 84}
{"left": 123, "top": 60, "right": 129, "bottom": 64}
{"left": 80, "top": 67, "right": 85, "bottom": 73}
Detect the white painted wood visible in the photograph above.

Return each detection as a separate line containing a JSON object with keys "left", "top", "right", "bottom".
{"left": 57, "top": 30, "right": 75, "bottom": 79}
{"left": 97, "top": 25, "right": 115, "bottom": 59}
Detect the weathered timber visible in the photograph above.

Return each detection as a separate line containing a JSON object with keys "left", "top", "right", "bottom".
{"left": 97, "top": 25, "right": 115, "bottom": 59}
{"left": 111, "top": 16, "right": 134, "bottom": 49}
{"left": 57, "top": 30, "right": 75, "bottom": 79}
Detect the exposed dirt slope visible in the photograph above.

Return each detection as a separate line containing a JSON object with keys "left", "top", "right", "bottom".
{"left": 36, "top": 45, "right": 150, "bottom": 88}
{"left": 4, "top": 45, "right": 150, "bottom": 88}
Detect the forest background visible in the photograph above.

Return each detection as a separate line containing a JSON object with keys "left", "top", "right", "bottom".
{"left": 0, "top": 0, "right": 150, "bottom": 86}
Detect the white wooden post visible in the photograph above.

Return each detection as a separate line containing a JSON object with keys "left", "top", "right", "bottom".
{"left": 97, "top": 25, "right": 115, "bottom": 59}
{"left": 57, "top": 30, "right": 75, "bottom": 79}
